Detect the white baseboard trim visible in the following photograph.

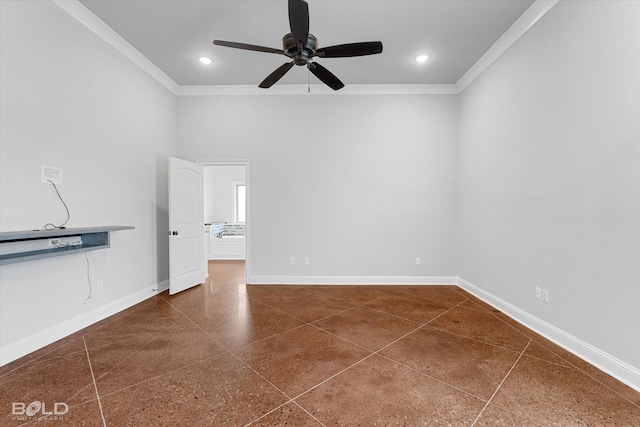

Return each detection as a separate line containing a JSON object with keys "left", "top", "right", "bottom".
{"left": 4, "top": 273, "right": 638, "bottom": 393}
{"left": 0, "top": 283, "right": 166, "bottom": 367}
{"left": 456, "top": 276, "right": 640, "bottom": 393}
{"left": 154, "top": 279, "right": 169, "bottom": 293}
{"left": 248, "top": 275, "right": 457, "bottom": 285}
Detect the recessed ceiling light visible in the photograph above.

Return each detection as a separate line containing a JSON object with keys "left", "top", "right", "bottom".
{"left": 415, "top": 54, "right": 429, "bottom": 63}
{"left": 198, "top": 56, "right": 212, "bottom": 65}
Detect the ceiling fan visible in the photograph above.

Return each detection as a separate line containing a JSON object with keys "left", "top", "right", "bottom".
{"left": 213, "top": 0, "right": 383, "bottom": 91}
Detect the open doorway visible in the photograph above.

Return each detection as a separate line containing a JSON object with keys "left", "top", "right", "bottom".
{"left": 198, "top": 160, "right": 251, "bottom": 284}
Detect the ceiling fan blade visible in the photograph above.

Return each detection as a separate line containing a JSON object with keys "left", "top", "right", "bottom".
{"left": 259, "top": 62, "right": 295, "bottom": 88}
{"left": 315, "top": 41, "right": 383, "bottom": 58}
{"left": 288, "top": 0, "right": 309, "bottom": 47}
{"left": 308, "top": 62, "right": 344, "bottom": 91}
{"left": 213, "top": 40, "right": 286, "bottom": 56}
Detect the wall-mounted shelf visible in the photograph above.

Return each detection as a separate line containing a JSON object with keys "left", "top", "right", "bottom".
{"left": 0, "top": 226, "right": 134, "bottom": 265}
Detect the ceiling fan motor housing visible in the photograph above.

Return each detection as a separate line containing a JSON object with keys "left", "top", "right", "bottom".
{"left": 283, "top": 33, "right": 318, "bottom": 65}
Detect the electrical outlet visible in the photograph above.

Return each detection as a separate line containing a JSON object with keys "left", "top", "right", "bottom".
{"left": 542, "top": 289, "right": 549, "bottom": 303}
{"left": 97, "top": 280, "right": 103, "bottom": 290}
{"left": 415, "top": 257, "right": 421, "bottom": 266}
{"left": 535, "top": 287, "right": 542, "bottom": 300}
{"left": 305, "top": 257, "right": 310, "bottom": 265}
{"left": 290, "top": 257, "right": 295, "bottom": 265}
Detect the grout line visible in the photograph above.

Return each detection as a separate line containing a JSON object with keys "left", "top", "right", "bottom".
{"left": 161, "top": 294, "right": 307, "bottom": 351}
{"left": 291, "top": 400, "right": 328, "bottom": 427}
{"left": 419, "top": 323, "right": 524, "bottom": 355}
{"left": 242, "top": 399, "right": 327, "bottom": 427}
{"left": 525, "top": 338, "right": 640, "bottom": 410}
{"left": 82, "top": 336, "right": 107, "bottom": 427}
{"left": 455, "top": 293, "right": 640, "bottom": 410}
{"left": 89, "top": 333, "right": 162, "bottom": 384}
{"left": 96, "top": 354, "right": 225, "bottom": 400}
{"left": 289, "top": 352, "right": 379, "bottom": 402}
{"left": 200, "top": 292, "right": 401, "bottom": 424}
{"left": 359, "top": 304, "right": 428, "bottom": 324}
{"left": 161, "top": 296, "right": 306, "bottom": 427}
{"left": 287, "top": 301, "right": 470, "bottom": 405}
{"left": 0, "top": 335, "right": 90, "bottom": 379}
{"left": 373, "top": 351, "right": 488, "bottom": 403}
{"left": 471, "top": 339, "right": 532, "bottom": 426}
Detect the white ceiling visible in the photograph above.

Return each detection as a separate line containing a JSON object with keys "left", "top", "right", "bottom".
{"left": 77, "top": 0, "right": 536, "bottom": 88}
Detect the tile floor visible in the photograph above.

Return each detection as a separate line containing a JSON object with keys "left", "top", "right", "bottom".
{"left": 1, "top": 260, "right": 639, "bottom": 426}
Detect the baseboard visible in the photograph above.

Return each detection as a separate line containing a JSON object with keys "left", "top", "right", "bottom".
{"left": 0, "top": 283, "right": 166, "bottom": 367}
{"left": 154, "top": 279, "right": 169, "bottom": 293}
{"left": 248, "top": 275, "right": 457, "bottom": 285}
{"left": 5, "top": 273, "right": 638, "bottom": 393}
{"left": 456, "top": 276, "right": 640, "bottom": 393}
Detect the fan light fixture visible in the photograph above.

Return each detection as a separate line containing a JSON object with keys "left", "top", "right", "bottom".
{"left": 212, "top": 0, "right": 383, "bottom": 90}
{"left": 415, "top": 54, "right": 429, "bottom": 63}
{"left": 198, "top": 56, "right": 213, "bottom": 65}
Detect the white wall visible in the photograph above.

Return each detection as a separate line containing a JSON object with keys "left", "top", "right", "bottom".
{"left": 178, "top": 94, "right": 459, "bottom": 281}
{"left": 203, "top": 165, "right": 245, "bottom": 223}
{"left": 457, "top": 0, "right": 640, "bottom": 372}
{"left": 0, "top": 1, "right": 177, "bottom": 362}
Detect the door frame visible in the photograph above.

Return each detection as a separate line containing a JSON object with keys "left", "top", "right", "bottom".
{"left": 198, "top": 159, "right": 251, "bottom": 283}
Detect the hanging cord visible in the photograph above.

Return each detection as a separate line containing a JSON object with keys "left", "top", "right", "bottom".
{"left": 83, "top": 251, "right": 92, "bottom": 304}
{"left": 308, "top": 64, "right": 311, "bottom": 94}
{"left": 43, "top": 179, "right": 70, "bottom": 230}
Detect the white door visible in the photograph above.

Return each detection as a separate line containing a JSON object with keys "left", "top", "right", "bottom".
{"left": 169, "top": 157, "right": 205, "bottom": 295}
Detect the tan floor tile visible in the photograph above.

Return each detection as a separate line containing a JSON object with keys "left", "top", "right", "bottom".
{"left": 295, "top": 354, "right": 486, "bottom": 426}
{"left": 236, "top": 325, "right": 371, "bottom": 397}
{"left": 0, "top": 350, "right": 95, "bottom": 425}
{"left": 92, "top": 326, "right": 227, "bottom": 396}
{"left": 491, "top": 355, "right": 640, "bottom": 425}
{"left": 380, "top": 326, "right": 522, "bottom": 399}
{"left": 312, "top": 306, "right": 419, "bottom": 351}
{"left": 248, "top": 402, "right": 324, "bottom": 426}
{"left": 3, "top": 261, "right": 639, "bottom": 426}
{"left": 305, "top": 284, "right": 405, "bottom": 305}
{"left": 178, "top": 297, "right": 305, "bottom": 349}
{"left": 100, "top": 352, "right": 287, "bottom": 426}
{"left": 397, "top": 285, "right": 467, "bottom": 306}
{"left": 248, "top": 287, "right": 356, "bottom": 322}
{"left": 364, "top": 293, "right": 452, "bottom": 323}
{"left": 428, "top": 305, "right": 530, "bottom": 352}
{"left": 474, "top": 405, "right": 543, "bottom": 426}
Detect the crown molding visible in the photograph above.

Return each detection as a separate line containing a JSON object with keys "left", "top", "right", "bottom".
{"left": 52, "top": 0, "right": 179, "bottom": 95}
{"left": 178, "top": 84, "right": 459, "bottom": 96}
{"left": 455, "top": 0, "right": 560, "bottom": 92}
{"left": 54, "top": 0, "right": 557, "bottom": 97}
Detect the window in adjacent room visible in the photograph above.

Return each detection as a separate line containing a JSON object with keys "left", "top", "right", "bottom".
{"left": 231, "top": 180, "right": 246, "bottom": 223}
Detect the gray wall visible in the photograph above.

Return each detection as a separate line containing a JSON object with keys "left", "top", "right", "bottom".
{"left": 2, "top": 0, "right": 638, "bottom": 388}
{"left": 178, "top": 94, "right": 459, "bottom": 280}
{"left": 0, "top": 1, "right": 177, "bottom": 356}
{"left": 457, "top": 0, "right": 640, "bottom": 370}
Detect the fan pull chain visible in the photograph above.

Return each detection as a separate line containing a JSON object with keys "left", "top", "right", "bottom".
{"left": 307, "top": 66, "right": 311, "bottom": 93}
